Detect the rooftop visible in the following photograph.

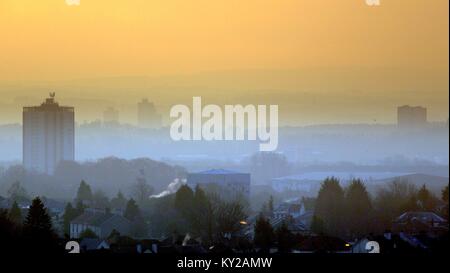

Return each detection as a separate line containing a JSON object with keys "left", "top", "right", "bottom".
{"left": 71, "top": 211, "right": 127, "bottom": 226}
{"left": 23, "top": 93, "right": 74, "bottom": 112}
{"left": 194, "top": 169, "right": 246, "bottom": 175}
{"left": 396, "top": 211, "right": 447, "bottom": 223}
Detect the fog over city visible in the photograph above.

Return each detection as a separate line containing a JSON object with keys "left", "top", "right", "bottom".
{"left": 0, "top": 0, "right": 448, "bottom": 257}
{"left": 0, "top": 94, "right": 448, "bottom": 201}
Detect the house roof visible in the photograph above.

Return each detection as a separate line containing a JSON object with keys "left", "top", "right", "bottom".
{"left": 296, "top": 211, "right": 314, "bottom": 222}
{"left": 194, "top": 169, "right": 246, "bottom": 175}
{"left": 396, "top": 211, "right": 447, "bottom": 223}
{"left": 41, "top": 198, "right": 66, "bottom": 210}
{"left": 270, "top": 217, "right": 308, "bottom": 232}
{"left": 80, "top": 238, "right": 109, "bottom": 250}
{"left": 71, "top": 212, "right": 118, "bottom": 226}
{"left": 275, "top": 203, "right": 302, "bottom": 213}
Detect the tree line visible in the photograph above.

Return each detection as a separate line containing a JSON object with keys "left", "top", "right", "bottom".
{"left": 166, "top": 184, "right": 248, "bottom": 244}
{"left": 0, "top": 197, "right": 59, "bottom": 253}
{"left": 63, "top": 180, "right": 149, "bottom": 238}
{"left": 309, "top": 177, "right": 448, "bottom": 238}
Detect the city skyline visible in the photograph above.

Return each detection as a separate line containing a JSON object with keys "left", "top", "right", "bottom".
{"left": 0, "top": 0, "right": 448, "bottom": 125}
{"left": 0, "top": 89, "right": 448, "bottom": 127}
{"left": 1, "top": 93, "right": 446, "bottom": 165}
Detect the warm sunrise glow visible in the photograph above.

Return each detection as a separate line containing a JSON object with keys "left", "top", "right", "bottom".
{"left": 0, "top": 0, "right": 448, "bottom": 124}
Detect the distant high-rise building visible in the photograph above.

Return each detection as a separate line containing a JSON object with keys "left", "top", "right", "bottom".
{"left": 137, "top": 98, "right": 162, "bottom": 128}
{"left": 103, "top": 107, "right": 119, "bottom": 124}
{"left": 23, "top": 93, "right": 74, "bottom": 175}
{"left": 397, "top": 105, "right": 427, "bottom": 129}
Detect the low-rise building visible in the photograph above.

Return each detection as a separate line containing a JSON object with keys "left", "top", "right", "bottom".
{"left": 393, "top": 211, "right": 448, "bottom": 235}
{"left": 70, "top": 210, "right": 131, "bottom": 239}
{"left": 79, "top": 238, "right": 110, "bottom": 252}
{"left": 273, "top": 201, "right": 305, "bottom": 220}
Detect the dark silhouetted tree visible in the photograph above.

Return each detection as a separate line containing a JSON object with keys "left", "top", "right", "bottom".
{"left": 75, "top": 180, "right": 93, "bottom": 204}
{"left": 24, "top": 197, "right": 53, "bottom": 232}
{"left": 345, "top": 179, "right": 372, "bottom": 237}
{"left": 260, "top": 195, "right": 275, "bottom": 218}
{"left": 254, "top": 215, "right": 275, "bottom": 252}
{"left": 442, "top": 185, "right": 449, "bottom": 219}
{"left": 62, "top": 202, "right": 82, "bottom": 236}
{"left": 133, "top": 176, "right": 153, "bottom": 207}
{"left": 267, "top": 195, "right": 274, "bottom": 217}
{"left": 107, "top": 229, "right": 121, "bottom": 242}
{"left": 111, "top": 191, "right": 127, "bottom": 210}
{"left": 313, "top": 177, "right": 345, "bottom": 236}
{"left": 123, "top": 198, "right": 147, "bottom": 237}
{"left": 131, "top": 213, "right": 148, "bottom": 238}
{"left": 8, "top": 201, "right": 22, "bottom": 225}
{"left": 79, "top": 228, "right": 98, "bottom": 239}
{"left": 23, "top": 197, "right": 58, "bottom": 252}
{"left": 417, "top": 184, "right": 437, "bottom": 211}
{"left": 443, "top": 185, "right": 449, "bottom": 203}
{"left": 75, "top": 200, "right": 86, "bottom": 214}
{"left": 263, "top": 195, "right": 274, "bottom": 218}
{"left": 92, "top": 190, "right": 110, "bottom": 209}
{"left": 190, "top": 185, "right": 210, "bottom": 237}
{"left": 216, "top": 198, "right": 247, "bottom": 239}
{"left": 275, "top": 221, "right": 295, "bottom": 253}
{"left": 310, "top": 215, "right": 325, "bottom": 234}
{"left": 260, "top": 203, "right": 268, "bottom": 217}
{"left": 0, "top": 209, "right": 21, "bottom": 252}
{"left": 301, "top": 197, "right": 316, "bottom": 211}
{"left": 124, "top": 198, "right": 140, "bottom": 221}
{"left": 7, "top": 181, "right": 29, "bottom": 203}
{"left": 373, "top": 179, "right": 418, "bottom": 232}
{"left": 174, "top": 185, "right": 194, "bottom": 219}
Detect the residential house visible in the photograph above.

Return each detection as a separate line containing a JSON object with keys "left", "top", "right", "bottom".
{"left": 271, "top": 199, "right": 313, "bottom": 235}
{"left": 351, "top": 231, "right": 421, "bottom": 254}
{"left": 79, "top": 238, "right": 110, "bottom": 252}
{"left": 393, "top": 211, "right": 448, "bottom": 236}
{"left": 70, "top": 210, "right": 131, "bottom": 239}
{"left": 270, "top": 217, "right": 308, "bottom": 235}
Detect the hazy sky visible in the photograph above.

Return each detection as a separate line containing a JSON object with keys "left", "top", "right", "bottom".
{"left": 0, "top": 0, "right": 448, "bottom": 125}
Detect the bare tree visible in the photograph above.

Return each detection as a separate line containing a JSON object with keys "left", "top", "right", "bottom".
{"left": 7, "top": 181, "right": 29, "bottom": 203}
{"left": 132, "top": 172, "right": 153, "bottom": 206}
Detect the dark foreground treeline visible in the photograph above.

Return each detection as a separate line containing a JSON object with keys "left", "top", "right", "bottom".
{"left": 308, "top": 178, "right": 448, "bottom": 237}
{"left": 0, "top": 198, "right": 62, "bottom": 253}
{"left": 0, "top": 176, "right": 448, "bottom": 254}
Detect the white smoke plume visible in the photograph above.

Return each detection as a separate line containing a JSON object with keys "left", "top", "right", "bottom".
{"left": 182, "top": 233, "right": 191, "bottom": 246}
{"left": 149, "top": 178, "right": 186, "bottom": 199}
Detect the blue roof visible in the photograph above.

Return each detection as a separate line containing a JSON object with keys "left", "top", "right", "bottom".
{"left": 195, "top": 169, "right": 244, "bottom": 175}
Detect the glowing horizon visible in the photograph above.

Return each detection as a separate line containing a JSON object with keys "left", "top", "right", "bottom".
{"left": 0, "top": 0, "right": 448, "bottom": 125}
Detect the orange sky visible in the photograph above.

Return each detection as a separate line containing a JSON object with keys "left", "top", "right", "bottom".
{"left": 0, "top": 0, "right": 448, "bottom": 124}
